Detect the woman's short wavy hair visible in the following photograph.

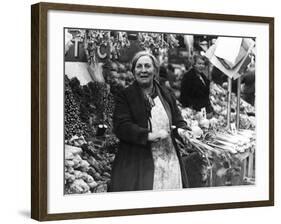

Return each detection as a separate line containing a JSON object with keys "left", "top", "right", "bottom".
{"left": 131, "top": 51, "right": 160, "bottom": 76}
{"left": 193, "top": 54, "right": 208, "bottom": 66}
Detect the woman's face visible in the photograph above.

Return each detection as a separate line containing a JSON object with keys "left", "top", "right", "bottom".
{"left": 194, "top": 58, "right": 205, "bottom": 74}
{"left": 134, "top": 55, "right": 156, "bottom": 88}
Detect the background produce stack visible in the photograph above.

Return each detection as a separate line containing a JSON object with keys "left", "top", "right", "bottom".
{"left": 64, "top": 75, "right": 118, "bottom": 194}
{"left": 64, "top": 75, "right": 91, "bottom": 140}
{"left": 209, "top": 82, "right": 255, "bottom": 130}
{"left": 64, "top": 137, "right": 117, "bottom": 194}
{"left": 180, "top": 82, "right": 255, "bottom": 135}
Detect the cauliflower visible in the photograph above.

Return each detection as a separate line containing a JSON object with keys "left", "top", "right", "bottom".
{"left": 74, "top": 170, "right": 82, "bottom": 179}
{"left": 88, "top": 180, "right": 98, "bottom": 189}
{"left": 69, "top": 179, "right": 90, "bottom": 194}
{"left": 65, "top": 145, "right": 82, "bottom": 155}
{"left": 65, "top": 160, "right": 74, "bottom": 167}
{"left": 79, "top": 160, "right": 90, "bottom": 169}
{"left": 65, "top": 151, "right": 74, "bottom": 160}
{"left": 81, "top": 172, "right": 94, "bottom": 183}
{"left": 65, "top": 172, "right": 75, "bottom": 182}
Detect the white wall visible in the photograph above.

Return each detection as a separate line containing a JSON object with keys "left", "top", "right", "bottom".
{"left": 0, "top": 0, "right": 280, "bottom": 223}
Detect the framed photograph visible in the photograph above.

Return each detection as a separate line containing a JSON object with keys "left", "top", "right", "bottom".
{"left": 31, "top": 2, "right": 274, "bottom": 221}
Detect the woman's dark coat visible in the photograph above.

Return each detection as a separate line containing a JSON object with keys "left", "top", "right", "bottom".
{"left": 108, "top": 81, "right": 189, "bottom": 192}
{"left": 180, "top": 68, "right": 213, "bottom": 113}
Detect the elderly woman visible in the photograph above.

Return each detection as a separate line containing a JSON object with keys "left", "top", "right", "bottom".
{"left": 108, "top": 51, "right": 189, "bottom": 192}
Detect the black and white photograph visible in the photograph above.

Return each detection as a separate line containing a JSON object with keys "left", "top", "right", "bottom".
{"left": 63, "top": 28, "right": 256, "bottom": 194}
{"left": 29, "top": 2, "right": 274, "bottom": 221}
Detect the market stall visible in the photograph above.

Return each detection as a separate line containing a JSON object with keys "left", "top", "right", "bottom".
{"left": 179, "top": 82, "right": 255, "bottom": 187}
{"left": 63, "top": 29, "right": 256, "bottom": 193}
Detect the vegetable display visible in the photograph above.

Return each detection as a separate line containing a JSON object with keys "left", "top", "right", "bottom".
{"left": 64, "top": 139, "right": 117, "bottom": 194}
{"left": 178, "top": 82, "right": 256, "bottom": 187}
{"left": 64, "top": 76, "right": 256, "bottom": 193}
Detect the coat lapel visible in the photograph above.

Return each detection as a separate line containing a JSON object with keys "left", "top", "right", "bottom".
{"left": 126, "top": 82, "right": 148, "bottom": 128}
{"left": 191, "top": 71, "right": 209, "bottom": 94}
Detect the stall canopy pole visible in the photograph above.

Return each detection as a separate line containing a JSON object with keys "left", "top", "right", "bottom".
{"left": 227, "top": 77, "right": 232, "bottom": 129}
{"left": 236, "top": 76, "right": 241, "bottom": 130}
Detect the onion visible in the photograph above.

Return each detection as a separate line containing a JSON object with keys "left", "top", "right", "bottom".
{"left": 200, "top": 118, "right": 210, "bottom": 129}
{"left": 191, "top": 126, "right": 203, "bottom": 139}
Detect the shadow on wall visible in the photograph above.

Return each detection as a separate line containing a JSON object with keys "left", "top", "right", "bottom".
{"left": 18, "top": 210, "right": 30, "bottom": 218}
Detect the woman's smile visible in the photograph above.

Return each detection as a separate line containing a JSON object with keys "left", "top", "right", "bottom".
{"left": 139, "top": 73, "right": 149, "bottom": 78}
{"left": 134, "top": 56, "right": 155, "bottom": 87}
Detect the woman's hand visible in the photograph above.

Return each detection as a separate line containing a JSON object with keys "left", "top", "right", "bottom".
{"left": 148, "top": 129, "right": 169, "bottom": 142}
{"left": 177, "top": 128, "right": 192, "bottom": 144}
